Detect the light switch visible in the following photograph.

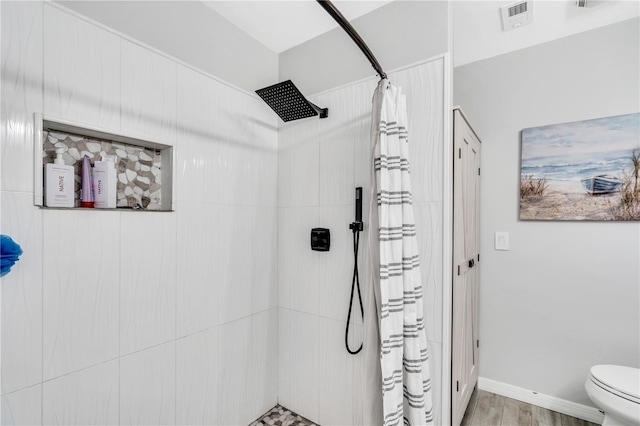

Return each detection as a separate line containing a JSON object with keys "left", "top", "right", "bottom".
{"left": 495, "top": 231, "right": 509, "bottom": 251}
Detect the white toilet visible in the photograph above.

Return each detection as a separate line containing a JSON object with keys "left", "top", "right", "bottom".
{"left": 585, "top": 365, "right": 640, "bottom": 426}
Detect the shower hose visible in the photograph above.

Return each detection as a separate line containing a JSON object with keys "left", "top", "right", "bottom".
{"left": 345, "top": 221, "right": 364, "bottom": 355}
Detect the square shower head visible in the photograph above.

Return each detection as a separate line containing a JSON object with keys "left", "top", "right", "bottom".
{"left": 255, "top": 80, "right": 328, "bottom": 122}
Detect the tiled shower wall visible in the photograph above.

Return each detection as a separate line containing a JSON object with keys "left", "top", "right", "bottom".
{"left": 278, "top": 59, "right": 446, "bottom": 425}
{"left": 1, "top": 2, "right": 278, "bottom": 425}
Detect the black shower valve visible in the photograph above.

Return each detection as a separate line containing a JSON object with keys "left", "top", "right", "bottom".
{"left": 311, "top": 228, "right": 330, "bottom": 251}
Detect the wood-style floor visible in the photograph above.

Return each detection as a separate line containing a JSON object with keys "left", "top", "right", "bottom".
{"left": 461, "top": 390, "right": 600, "bottom": 426}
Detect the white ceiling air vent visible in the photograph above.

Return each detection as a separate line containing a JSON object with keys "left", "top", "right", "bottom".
{"left": 500, "top": 1, "right": 534, "bottom": 31}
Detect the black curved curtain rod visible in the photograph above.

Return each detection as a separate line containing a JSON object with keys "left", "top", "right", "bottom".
{"left": 315, "top": 0, "right": 388, "bottom": 80}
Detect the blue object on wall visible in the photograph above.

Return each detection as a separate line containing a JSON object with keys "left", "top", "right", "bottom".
{"left": 1, "top": 235, "right": 23, "bottom": 277}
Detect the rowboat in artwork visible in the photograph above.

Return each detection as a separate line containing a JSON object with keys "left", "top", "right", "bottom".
{"left": 580, "top": 175, "right": 622, "bottom": 195}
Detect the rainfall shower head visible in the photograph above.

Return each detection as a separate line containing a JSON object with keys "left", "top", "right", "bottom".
{"left": 256, "top": 80, "right": 328, "bottom": 122}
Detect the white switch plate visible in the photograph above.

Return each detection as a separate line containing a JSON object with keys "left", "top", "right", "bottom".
{"left": 495, "top": 232, "right": 509, "bottom": 250}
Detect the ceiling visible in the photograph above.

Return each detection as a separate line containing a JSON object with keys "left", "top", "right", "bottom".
{"left": 56, "top": 0, "right": 639, "bottom": 69}
{"left": 202, "top": 0, "right": 393, "bottom": 53}
{"left": 204, "top": 0, "right": 639, "bottom": 65}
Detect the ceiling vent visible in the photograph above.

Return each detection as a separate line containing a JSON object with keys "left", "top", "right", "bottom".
{"left": 500, "top": 1, "right": 534, "bottom": 31}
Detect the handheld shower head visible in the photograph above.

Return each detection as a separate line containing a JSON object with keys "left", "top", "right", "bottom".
{"left": 256, "top": 80, "right": 328, "bottom": 122}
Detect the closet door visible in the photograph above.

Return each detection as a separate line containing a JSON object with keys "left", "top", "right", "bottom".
{"left": 452, "top": 108, "right": 481, "bottom": 426}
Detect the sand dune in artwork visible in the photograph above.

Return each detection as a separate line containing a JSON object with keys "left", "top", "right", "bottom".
{"left": 520, "top": 180, "right": 622, "bottom": 221}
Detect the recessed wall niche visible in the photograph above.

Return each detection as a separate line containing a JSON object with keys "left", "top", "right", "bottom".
{"left": 34, "top": 114, "right": 175, "bottom": 211}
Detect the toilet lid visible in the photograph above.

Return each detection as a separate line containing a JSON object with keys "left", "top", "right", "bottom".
{"left": 590, "top": 365, "right": 640, "bottom": 402}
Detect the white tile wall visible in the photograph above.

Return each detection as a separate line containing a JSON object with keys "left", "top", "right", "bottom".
{"left": 318, "top": 317, "right": 355, "bottom": 426}
{"left": 43, "top": 360, "right": 119, "bottom": 425}
{"left": 0, "top": 1, "right": 43, "bottom": 193}
{"left": 1, "top": 385, "right": 42, "bottom": 426}
{"left": 1, "top": 192, "right": 43, "bottom": 393}
{"left": 317, "top": 205, "right": 356, "bottom": 323}
{"left": 287, "top": 310, "right": 320, "bottom": 423}
{"left": 121, "top": 40, "right": 177, "bottom": 144}
{"left": 250, "top": 206, "right": 278, "bottom": 314}
{"left": 218, "top": 317, "right": 251, "bottom": 425}
{"left": 247, "top": 309, "right": 279, "bottom": 419}
{"left": 2, "top": 3, "right": 446, "bottom": 425}
{"left": 2, "top": 3, "right": 279, "bottom": 425}
{"left": 277, "top": 59, "right": 445, "bottom": 423}
{"left": 278, "top": 206, "right": 321, "bottom": 315}
{"left": 120, "top": 342, "right": 176, "bottom": 425}
{"left": 176, "top": 328, "right": 219, "bottom": 425}
{"left": 176, "top": 202, "right": 220, "bottom": 338}
{"left": 120, "top": 212, "right": 177, "bottom": 355}
{"left": 217, "top": 205, "right": 254, "bottom": 324}
{"left": 277, "top": 307, "right": 292, "bottom": 408}
{"left": 44, "top": 5, "right": 120, "bottom": 131}
{"left": 391, "top": 61, "right": 445, "bottom": 204}
{"left": 43, "top": 209, "right": 120, "bottom": 380}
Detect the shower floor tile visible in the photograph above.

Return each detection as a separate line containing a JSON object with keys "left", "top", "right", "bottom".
{"left": 249, "top": 405, "right": 318, "bottom": 426}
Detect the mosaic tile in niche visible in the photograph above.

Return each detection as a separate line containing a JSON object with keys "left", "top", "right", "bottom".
{"left": 42, "top": 130, "right": 163, "bottom": 210}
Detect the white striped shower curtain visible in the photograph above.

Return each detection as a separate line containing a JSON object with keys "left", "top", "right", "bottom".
{"left": 368, "top": 79, "right": 434, "bottom": 426}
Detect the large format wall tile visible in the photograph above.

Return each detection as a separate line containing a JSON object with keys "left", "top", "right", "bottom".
{"left": 120, "top": 342, "right": 176, "bottom": 426}
{"left": 121, "top": 40, "right": 176, "bottom": 144}
{"left": 1, "top": 1, "right": 43, "bottom": 192}
{"left": 218, "top": 316, "right": 251, "bottom": 425}
{"left": 279, "top": 119, "right": 320, "bottom": 207}
{"left": 278, "top": 60, "right": 445, "bottom": 425}
{"left": 1, "top": 385, "right": 42, "bottom": 426}
{"left": 278, "top": 207, "right": 321, "bottom": 315}
{"left": 391, "top": 59, "right": 444, "bottom": 203}
{"left": 176, "top": 202, "right": 219, "bottom": 338}
{"left": 286, "top": 310, "right": 320, "bottom": 423}
{"left": 250, "top": 96, "right": 279, "bottom": 208}
{"left": 317, "top": 205, "right": 356, "bottom": 323}
{"left": 217, "top": 205, "right": 253, "bottom": 324}
{"left": 43, "top": 360, "right": 118, "bottom": 425}
{"left": 2, "top": 4, "right": 280, "bottom": 425}
{"left": 176, "top": 66, "right": 222, "bottom": 205}
{"left": 120, "top": 212, "right": 177, "bottom": 355}
{"left": 247, "top": 309, "right": 278, "bottom": 419}
{"left": 250, "top": 206, "right": 278, "bottom": 314}
{"left": 1, "top": 192, "right": 43, "bottom": 394}
{"left": 44, "top": 5, "right": 120, "bottom": 131}
{"left": 43, "top": 209, "right": 120, "bottom": 381}
{"left": 318, "top": 317, "right": 355, "bottom": 426}
{"left": 176, "top": 328, "right": 219, "bottom": 426}
{"left": 277, "top": 307, "right": 292, "bottom": 409}
{"left": 313, "top": 90, "right": 356, "bottom": 207}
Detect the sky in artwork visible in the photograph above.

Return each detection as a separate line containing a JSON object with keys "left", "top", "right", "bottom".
{"left": 521, "top": 113, "right": 640, "bottom": 161}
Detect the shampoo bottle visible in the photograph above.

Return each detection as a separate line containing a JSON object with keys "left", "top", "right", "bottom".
{"left": 80, "top": 155, "right": 94, "bottom": 208}
{"left": 44, "top": 147, "right": 75, "bottom": 208}
{"left": 93, "top": 155, "right": 117, "bottom": 208}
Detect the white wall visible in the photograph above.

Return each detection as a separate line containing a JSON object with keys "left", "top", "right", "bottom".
{"left": 278, "top": 58, "right": 447, "bottom": 426}
{"left": 279, "top": 0, "right": 449, "bottom": 96}
{"left": 454, "top": 18, "right": 640, "bottom": 407}
{"left": 54, "top": 0, "right": 279, "bottom": 93}
{"left": 1, "top": 2, "right": 278, "bottom": 424}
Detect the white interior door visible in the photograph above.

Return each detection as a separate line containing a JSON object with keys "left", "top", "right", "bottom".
{"left": 452, "top": 108, "right": 481, "bottom": 426}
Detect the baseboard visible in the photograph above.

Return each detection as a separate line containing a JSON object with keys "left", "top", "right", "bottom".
{"left": 477, "top": 377, "right": 604, "bottom": 425}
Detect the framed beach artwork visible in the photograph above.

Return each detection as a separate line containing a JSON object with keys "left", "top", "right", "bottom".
{"left": 520, "top": 112, "right": 640, "bottom": 221}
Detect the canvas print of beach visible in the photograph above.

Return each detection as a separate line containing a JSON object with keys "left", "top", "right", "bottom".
{"left": 520, "top": 113, "right": 640, "bottom": 221}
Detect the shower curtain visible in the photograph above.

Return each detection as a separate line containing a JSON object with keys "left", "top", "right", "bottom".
{"left": 368, "top": 79, "right": 434, "bottom": 426}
